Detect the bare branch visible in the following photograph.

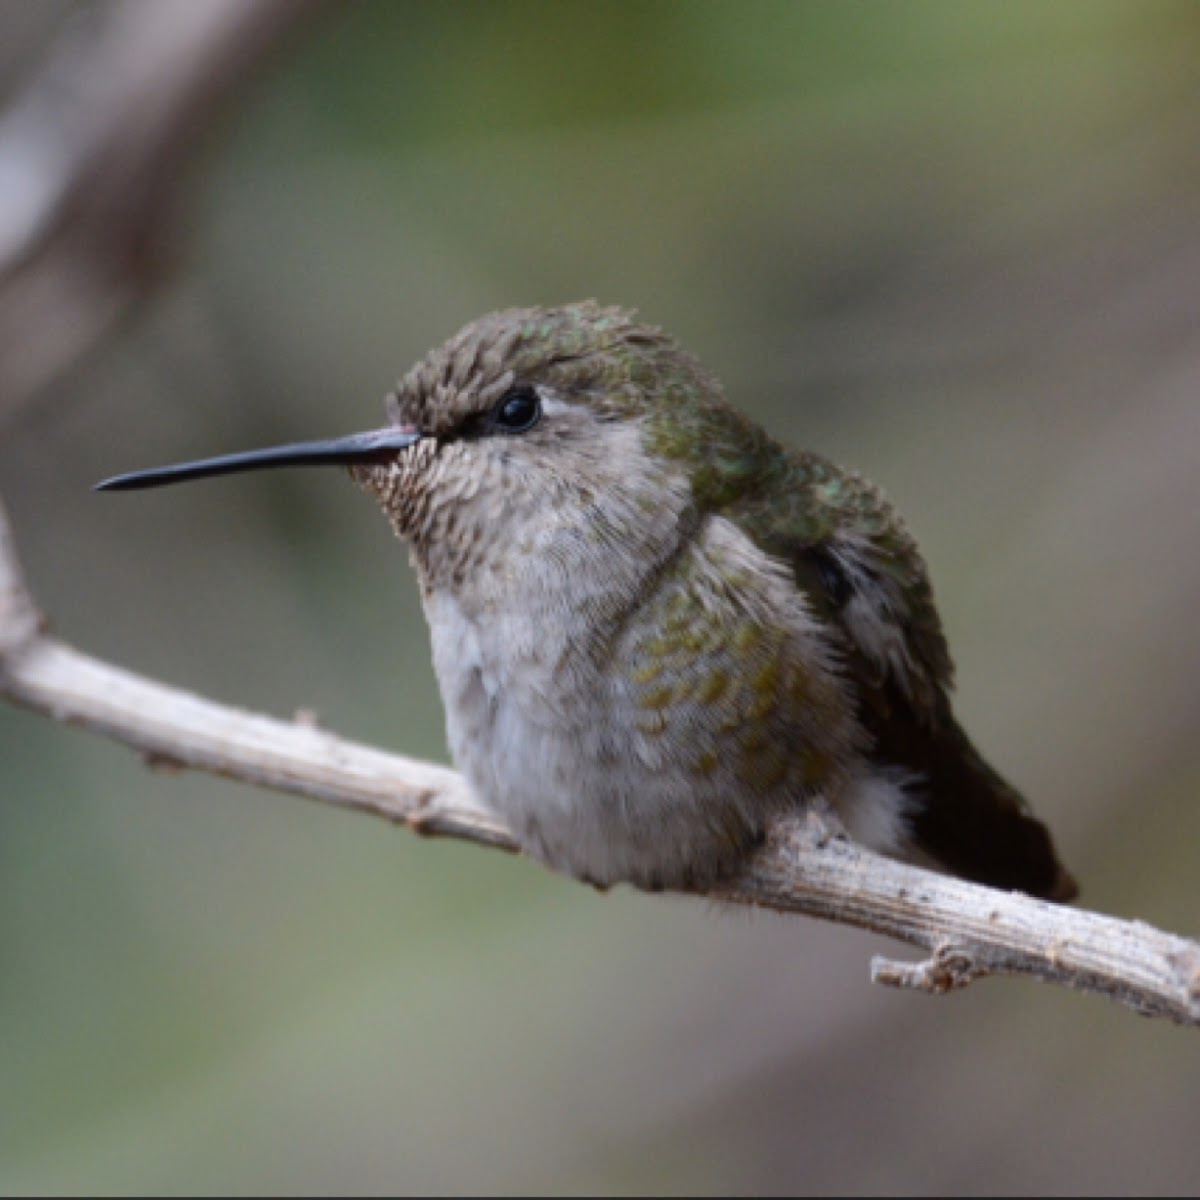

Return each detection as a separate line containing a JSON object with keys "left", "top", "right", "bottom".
{"left": 713, "top": 818, "right": 1200, "bottom": 1026}
{"left": 1, "top": 496, "right": 1197, "bottom": 1029}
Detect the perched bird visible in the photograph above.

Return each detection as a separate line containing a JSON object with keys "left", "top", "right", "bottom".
{"left": 98, "top": 302, "right": 1076, "bottom": 901}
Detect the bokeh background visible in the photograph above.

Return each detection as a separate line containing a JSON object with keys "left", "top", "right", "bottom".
{"left": 3, "top": 1, "right": 1200, "bottom": 1193}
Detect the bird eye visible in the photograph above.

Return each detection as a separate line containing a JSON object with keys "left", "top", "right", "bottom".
{"left": 492, "top": 386, "right": 541, "bottom": 434}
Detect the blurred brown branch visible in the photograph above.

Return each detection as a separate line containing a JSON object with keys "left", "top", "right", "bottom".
{"left": 0, "top": 0, "right": 320, "bottom": 420}
{"left": 1, "top": 0, "right": 1198, "bottom": 1031}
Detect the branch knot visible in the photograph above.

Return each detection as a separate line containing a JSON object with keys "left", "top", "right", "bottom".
{"left": 871, "top": 942, "right": 985, "bottom": 995}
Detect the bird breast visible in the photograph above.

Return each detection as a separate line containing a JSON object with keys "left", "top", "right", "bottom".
{"left": 421, "top": 511, "right": 861, "bottom": 889}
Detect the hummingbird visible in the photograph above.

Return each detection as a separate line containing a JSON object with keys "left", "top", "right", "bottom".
{"left": 98, "top": 302, "right": 1077, "bottom": 901}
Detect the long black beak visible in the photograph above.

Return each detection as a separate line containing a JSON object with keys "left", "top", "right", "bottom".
{"left": 95, "top": 427, "right": 422, "bottom": 492}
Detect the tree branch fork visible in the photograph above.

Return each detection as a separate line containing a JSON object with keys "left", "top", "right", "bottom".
{"left": 2, "top": 499, "right": 1198, "bottom": 1028}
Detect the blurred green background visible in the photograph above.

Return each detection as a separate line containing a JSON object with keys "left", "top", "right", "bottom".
{"left": 3, "top": 0, "right": 1200, "bottom": 1193}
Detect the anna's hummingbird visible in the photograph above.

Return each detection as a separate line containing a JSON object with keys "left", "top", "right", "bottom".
{"left": 98, "top": 302, "right": 1076, "bottom": 901}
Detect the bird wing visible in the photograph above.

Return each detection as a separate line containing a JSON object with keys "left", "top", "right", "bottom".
{"left": 731, "top": 450, "right": 1076, "bottom": 900}
{"left": 735, "top": 451, "right": 954, "bottom": 726}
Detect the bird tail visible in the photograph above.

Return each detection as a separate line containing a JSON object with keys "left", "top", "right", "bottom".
{"left": 904, "top": 722, "right": 1078, "bottom": 902}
